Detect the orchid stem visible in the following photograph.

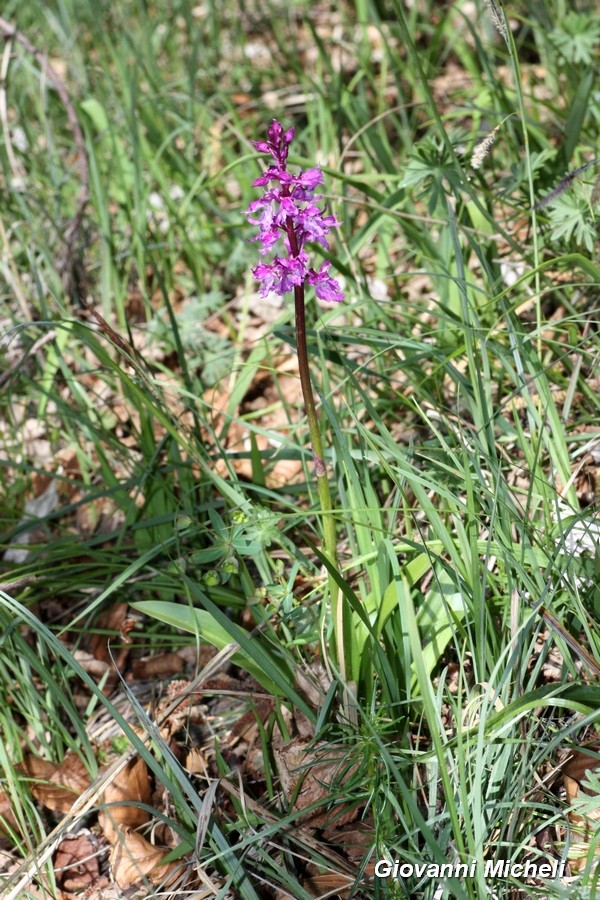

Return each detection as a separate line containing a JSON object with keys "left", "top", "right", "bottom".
{"left": 294, "top": 283, "right": 350, "bottom": 688}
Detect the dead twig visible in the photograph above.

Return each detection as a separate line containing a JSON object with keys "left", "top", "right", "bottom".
{"left": 0, "top": 575, "right": 38, "bottom": 593}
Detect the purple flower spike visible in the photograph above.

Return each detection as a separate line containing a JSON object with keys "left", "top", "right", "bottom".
{"left": 246, "top": 119, "right": 343, "bottom": 302}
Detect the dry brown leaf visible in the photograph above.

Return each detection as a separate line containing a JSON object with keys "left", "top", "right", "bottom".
{"left": 130, "top": 651, "right": 186, "bottom": 679}
{"left": 54, "top": 833, "right": 101, "bottom": 892}
{"left": 72, "top": 650, "right": 111, "bottom": 678}
{"left": 271, "top": 705, "right": 359, "bottom": 828}
{"left": 294, "top": 662, "right": 331, "bottom": 709}
{"left": 109, "top": 826, "right": 182, "bottom": 889}
{"left": 73, "top": 888, "right": 120, "bottom": 900}
{"left": 89, "top": 603, "right": 130, "bottom": 667}
{"left": 98, "top": 757, "right": 152, "bottom": 845}
{"left": 55, "top": 447, "right": 83, "bottom": 499}
{"left": 184, "top": 747, "right": 209, "bottom": 776}
{"left": 0, "top": 788, "right": 20, "bottom": 838}
{"left": 307, "top": 820, "right": 377, "bottom": 896}
{"left": 563, "top": 746, "right": 600, "bottom": 787}
{"left": 273, "top": 737, "right": 359, "bottom": 829}
{"left": 19, "top": 752, "right": 91, "bottom": 814}
{"left": 303, "top": 870, "right": 355, "bottom": 897}
{"left": 74, "top": 493, "right": 124, "bottom": 536}
{"left": 18, "top": 888, "right": 71, "bottom": 900}
{"left": 322, "top": 818, "right": 376, "bottom": 862}
{"left": 227, "top": 699, "right": 274, "bottom": 749}
{"left": 562, "top": 745, "right": 600, "bottom": 871}
{"left": 202, "top": 359, "right": 309, "bottom": 488}
{"left": 149, "top": 677, "right": 207, "bottom": 740}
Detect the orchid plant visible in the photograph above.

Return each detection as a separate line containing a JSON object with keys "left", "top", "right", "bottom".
{"left": 246, "top": 120, "right": 352, "bottom": 687}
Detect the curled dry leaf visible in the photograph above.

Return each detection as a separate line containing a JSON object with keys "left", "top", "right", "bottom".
{"left": 88, "top": 603, "right": 130, "bottom": 669}
{"left": 11, "top": 888, "right": 71, "bottom": 900}
{"left": 322, "top": 818, "right": 376, "bottom": 862}
{"left": 562, "top": 745, "right": 600, "bottom": 789}
{"left": 98, "top": 757, "right": 152, "bottom": 845}
{"left": 19, "top": 752, "right": 91, "bottom": 814}
{"left": 184, "top": 747, "right": 209, "bottom": 776}
{"left": 272, "top": 705, "right": 360, "bottom": 829}
{"left": 305, "top": 819, "right": 377, "bottom": 896}
{"left": 109, "top": 826, "right": 182, "bottom": 890}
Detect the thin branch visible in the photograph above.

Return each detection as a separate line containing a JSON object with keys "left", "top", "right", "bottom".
{"left": 0, "top": 575, "right": 38, "bottom": 593}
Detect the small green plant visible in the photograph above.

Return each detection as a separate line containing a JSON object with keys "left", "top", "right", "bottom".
{"left": 546, "top": 185, "right": 598, "bottom": 253}
{"left": 548, "top": 11, "right": 600, "bottom": 65}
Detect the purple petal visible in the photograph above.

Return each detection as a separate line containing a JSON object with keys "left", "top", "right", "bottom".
{"left": 308, "top": 263, "right": 344, "bottom": 303}
{"left": 298, "top": 167, "right": 324, "bottom": 189}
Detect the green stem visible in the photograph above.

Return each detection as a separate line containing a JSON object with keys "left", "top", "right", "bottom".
{"left": 293, "top": 281, "right": 349, "bottom": 685}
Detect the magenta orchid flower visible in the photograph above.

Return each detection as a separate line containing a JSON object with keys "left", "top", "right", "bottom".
{"left": 246, "top": 120, "right": 343, "bottom": 302}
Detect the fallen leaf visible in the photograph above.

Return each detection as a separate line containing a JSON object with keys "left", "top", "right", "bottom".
{"left": 109, "top": 826, "right": 182, "bottom": 889}
{"left": 294, "top": 662, "right": 331, "bottom": 709}
{"left": 562, "top": 744, "right": 600, "bottom": 871}
{"left": 322, "top": 818, "right": 376, "bottom": 863}
{"left": 130, "top": 651, "right": 186, "bottom": 679}
{"left": 273, "top": 737, "right": 359, "bottom": 829}
{"left": 563, "top": 746, "right": 600, "bottom": 788}
{"left": 184, "top": 747, "right": 209, "bottom": 776}
{"left": 72, "top": 650, "right": 111, "bottom": 678}
{"left": 54, "top": 832, "right": 100, "bottom": 891}
{"left": 3, "top": 481, "right": 59, "bottom": 563}
{"left": 302, "top": 870, "right": 356, "bottom": 897}
{"left": 98, "top": 757, "right": 152, "bottom": 844}
{"left": 89, "top": 603, "right": 130, "bottom": 668}
{"left": 19, "top": 752, "right": 90, "bottom": 814}
{"left": 0, "top": 789, "right": 20, "bottom": 838}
